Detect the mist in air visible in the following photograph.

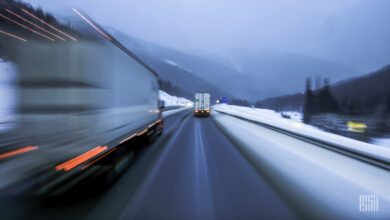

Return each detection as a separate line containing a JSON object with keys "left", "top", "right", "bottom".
{"left": 24, "top": 0, "right": 390, "bottom": 73}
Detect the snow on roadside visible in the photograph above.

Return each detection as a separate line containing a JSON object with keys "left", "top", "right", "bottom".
{"left": 281, "top": 111, "right": 302, "bottom": 121}
{"left": 159, "top": 90, "right": 193, "bottom": 107}
{"left": 372, "top": 138, "right": 390, "bottom": 148}
{"left": 213, "top": 104, "right": 390, "bottom": 160}
{"left": 212, "top": 109, "right": 390, "bottom": 219}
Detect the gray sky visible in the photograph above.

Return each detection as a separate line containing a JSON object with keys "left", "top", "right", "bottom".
{"left": 24, "top": 0, "right": 390, "bottom": 72}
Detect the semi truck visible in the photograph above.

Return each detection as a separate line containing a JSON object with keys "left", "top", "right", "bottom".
{"left": 194, "top": 92, "right": 211, "bottom": 117}
{"left": 0, "top": 9, "right": 162, "bottom": 195}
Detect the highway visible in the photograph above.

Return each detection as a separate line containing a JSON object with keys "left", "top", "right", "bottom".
{"left": 1, "top": 109, "right": 297, "bottom": 220}
{"left": 2, "top": 108, "right": 390, "bottom": 219}
{"left": 1, "top": 2, "right": 388, "bottom": 219}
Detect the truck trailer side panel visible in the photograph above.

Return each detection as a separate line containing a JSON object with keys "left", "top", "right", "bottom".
{"left": 0, "top": 14, "right": 162, "bottom": 194}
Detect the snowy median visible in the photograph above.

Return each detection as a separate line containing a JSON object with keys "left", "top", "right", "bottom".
{"left": 159, "top": 90, "right": 193, "bottom": 118}
{"left": 213, "top": 104, "right": 390, "bottom": 167}
{"left": 212, "top": 106, "right": 390, "bottom": 219}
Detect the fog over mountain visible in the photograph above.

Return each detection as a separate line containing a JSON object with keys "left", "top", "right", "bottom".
{"left": 113, "top": 30, "right": 367, "bottom": 99}
{"left": 22, "top": 0, "right": 390, "bottom": 100}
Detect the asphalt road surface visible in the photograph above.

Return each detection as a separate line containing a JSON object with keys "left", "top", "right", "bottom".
{"left": 2, "top": 109, "right": 297, "bottom": 220}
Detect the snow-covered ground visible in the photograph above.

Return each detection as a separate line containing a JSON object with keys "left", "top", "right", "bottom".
{"left": 373, "top": 138, "right": 390, "bottom": 148}
{"left": 213, "top": 104, "right": 390, "bottom": 161}
{"left": 159, "top": 90, "right": 193, "bottom": 107}
{"left": 280, "top": 111, "right": 302, "bottom": 121}
{"left": 159, "top": 90, "right": 192, "bottom": 118}
{"left": 212, "top": 111, "right": 390, "bottom": 219}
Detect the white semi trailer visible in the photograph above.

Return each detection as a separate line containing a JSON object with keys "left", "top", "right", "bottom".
{"left": 0, "top": 10, "right": 163, "bottom": 194}
{"left": 194, "top": 92, "right": 211, "bottom": 117}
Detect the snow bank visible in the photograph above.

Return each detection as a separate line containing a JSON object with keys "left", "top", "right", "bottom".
{"left": 212, "top": 111, "right": 390, "bottom": 219}
{"left": 159, "top": 90, "right": 193, "bottom": 107}
{"left": 373, "top": 138, "right": 390, "bottom": 148}
{"left": 281, "top": 111, "right": 302, "bottom": 121}
{"left": 213, "top": 104, "right": 390, "bottom": 161}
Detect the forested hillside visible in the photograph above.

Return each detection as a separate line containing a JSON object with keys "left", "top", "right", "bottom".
{"left": 258, "top": 64, "right": 390, "bottom": 115}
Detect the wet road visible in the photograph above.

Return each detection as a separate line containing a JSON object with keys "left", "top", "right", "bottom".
{"left": 5, "top": 109, "right": 296, "bottom": 220}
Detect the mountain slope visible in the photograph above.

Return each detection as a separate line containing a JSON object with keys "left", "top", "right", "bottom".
{"left": 107, "top": 30, "right": 367, "bottom": 102}
{"left": 330, "top": 64, "right": 390, "bottom": 113}
{"left": 110, "top": 31, "right": 263, "bottom": 101}
{"left": 259, "top": 64, "right": 390, "bottom": 113}
{"left": 223, "top": 49, "right": 362, "bottom": 99}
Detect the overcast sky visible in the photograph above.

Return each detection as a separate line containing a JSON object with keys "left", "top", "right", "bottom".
{"left": 24, "top": 0, "right": 390, "bottom": 72}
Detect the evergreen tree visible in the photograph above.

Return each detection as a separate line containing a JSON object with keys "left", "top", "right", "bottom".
{"left": 386, "top": 95, "right": 390, "bottom": 113}
{"left": 303, "top": 77, "right": 313, "bottom": 123}
{"left": 318, "top": 78, "right": 340, "bottom": 113}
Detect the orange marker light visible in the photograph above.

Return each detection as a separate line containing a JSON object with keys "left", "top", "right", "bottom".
{"left": 82, "top": 147, "right": 117, "bottom": 170}
{"left": 55, "top": 146, "right": 107, "bottom": 171}
{"left": 0, "top": 146, "right": 38, "bottom": 160}
{"left": 72, "top": 8, "right": 112, "bottom": 41}
{"left": 5, "top": 9, "right": 66, "bottom": 41}
{"left": 21, "top": 9, "right": 77, "bottom": 41}
{"left": 137, "top": 129, "right": 148, "bottom": 136}
{"left": 0, "top": 13, "right": 55, "bottom": 41}
{"left": 120, "top": 133, "right": 137, "bottom": 144}
{"left": 0, "top": 29, "right": 27, "bottom": 42}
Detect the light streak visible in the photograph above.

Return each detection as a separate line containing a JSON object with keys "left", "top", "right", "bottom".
{"left": 5, "top": 9, "right": 65, "bottom": 41}
{"left": 120, "top": 133, "right": 137, "bottom": 144}
{"left": 21, "top": 8, "right": 77, "bottom": 41}
{"left": 0, "top": 29, "right": 27, "bottom": 42}
{"left": 72, "top": 8, "right": 112, "bottom": 41}
{"left": 82, "top": 147, "right": 117, "bottom": 170}
{"left": 55, "top": 146, "right": 107, "bottom": 171}
{"left": 137, "top": 129, "right": 148, "bottom": 136}
{"left": 0, "top": 13, "right": 55, "bottom": 41}
{"left": 0, "top": 146, "right": 38, "bottom": 159}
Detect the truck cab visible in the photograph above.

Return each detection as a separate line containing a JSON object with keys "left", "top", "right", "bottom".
{"left": 194, "top": 92, "right": 211, "bottom": 117}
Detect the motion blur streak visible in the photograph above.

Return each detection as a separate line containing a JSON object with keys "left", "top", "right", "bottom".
{"left": 0, "top": 14, "right": 55, "bottom": 41}
{"left": 82, "top": 147, "right": 117, "bottom": 170}
{"left": 120, "top": 133, "right": 137, "bottom": 144}
{"left": 72, "top": 8, "right": 112, "bottom": 41}
{"left": 0, "top": 146, "right": 38, "bottom": 160}
{"left": 21, "top": 8, "right": 77, "bottom": 41}
{"left": 55, "top": 146, "right": 108, "bottom": 171}
{"left": 137, "top": 129, "right": 148, "bottom": 136}
{"left": 5, "top": 9, "right": 66, "bottom": 41}
{"left": 0, "top": 29, "right": 27, "bottom": 42}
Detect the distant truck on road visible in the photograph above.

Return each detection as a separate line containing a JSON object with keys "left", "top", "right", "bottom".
{"left": 194, "top": 92, "right": 211, "bottom": 117}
